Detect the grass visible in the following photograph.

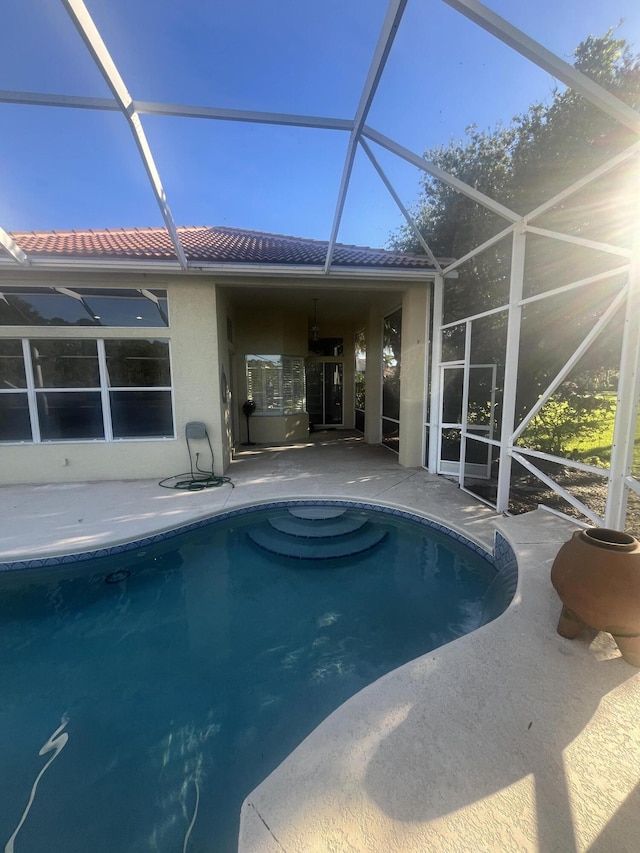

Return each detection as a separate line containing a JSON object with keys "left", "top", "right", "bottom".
{"left": 521, "top": 393, "right": 640, "bottom": 473}
{"left": 574, "top": 398, "right": 640, "bottom": 475}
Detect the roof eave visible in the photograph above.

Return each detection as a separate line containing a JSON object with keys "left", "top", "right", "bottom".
{"left": 0, "top": 256, "right": 438, "bottom": 280}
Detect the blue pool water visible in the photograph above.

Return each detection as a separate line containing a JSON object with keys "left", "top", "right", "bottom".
{"left": 0, "top": 503, "right": 508, "bottom": 852}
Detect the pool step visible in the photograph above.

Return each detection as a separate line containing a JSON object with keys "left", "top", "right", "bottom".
{"left": 247, "top": 523, "right": 387, "bottom": 560}
{"left": 267, "top": 514, "right": 368, "bottom": 539}
{"left": 288, "top": 507, "right": 347, "bottom": 521}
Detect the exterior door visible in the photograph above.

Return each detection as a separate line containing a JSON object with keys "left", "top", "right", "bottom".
{"left": 306, "top": 361, "right": 343, "bottom": 427}
{"left": 438, "top": 364, "right": 497, "bottom": 478}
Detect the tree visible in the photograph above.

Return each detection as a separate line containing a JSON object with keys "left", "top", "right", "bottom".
{"left": 390, "top": 31, "right": 640, "bottom": 451}
{"left": 523, "top": 381, "right": 614, "bottom": 462}
{"left": 391, "top": 32, "right": 640, "bottom": 256}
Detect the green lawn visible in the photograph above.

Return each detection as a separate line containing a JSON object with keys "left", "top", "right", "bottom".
{"left": 575, "top": 398, "right": 640, "bottom": 475}
{"left": 521, "top": 393, "right": 640, "bottom": 474}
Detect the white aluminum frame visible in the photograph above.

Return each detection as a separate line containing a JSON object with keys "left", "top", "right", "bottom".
{"left": 0, "top": 0, "right": 638, "bottom": 528}
{"left": 0, "top": 337, "right": 176, "bottom": 444}
{"left": 428, "top": 193, "right": 638, "bottom": 525}
{"left": 442, "top": 0, "right": 640, "bottom": 133}
{"left": 60, "top": 0, "right": 188, "bottom": 270}
{"left": 437, "top": 360, "right": 497, "bottom": 480}
{"left": 0, "top": 228, "right": 29, "bottom": 267}
{"left": 605, "top": 184, "right": 640, "bottom": 526}
{"left": 359, "top": 138, "right": 443, "bottom": 273}
{"left": 324, "top": 0, "right": 408, "bottom": 273}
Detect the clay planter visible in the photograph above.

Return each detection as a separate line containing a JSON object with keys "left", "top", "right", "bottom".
{"left": 551, "top": 527, "right": 640, "bottom": 666}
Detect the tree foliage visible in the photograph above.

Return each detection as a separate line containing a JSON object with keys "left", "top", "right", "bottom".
{"left": 523, "top": 382, "right": 614, "bottom": 461}
{"left": 391, "top": 31, "right": 640, "bottom": 257}
{"left": 390, "top": 31, "right": 640, "bottom": 449}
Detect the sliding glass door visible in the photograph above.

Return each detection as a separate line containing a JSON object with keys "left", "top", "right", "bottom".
{"left": 306, "top": 361, "right": 343, "bottom": 427}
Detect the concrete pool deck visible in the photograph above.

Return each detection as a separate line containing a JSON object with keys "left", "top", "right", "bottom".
{"left": 1, "top": 431, "right": 639, "bottom": 852}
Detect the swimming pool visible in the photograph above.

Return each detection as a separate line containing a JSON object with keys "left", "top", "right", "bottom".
{"left": 0, "top": 501, "right": 513, "bottom": 853}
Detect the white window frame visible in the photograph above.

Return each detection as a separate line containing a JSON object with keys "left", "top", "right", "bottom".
{"left": 0, "top": 337, "right": 175, "bottom": 444}
{"left": 245, "top": 354, "right": 305, "bottom": 416}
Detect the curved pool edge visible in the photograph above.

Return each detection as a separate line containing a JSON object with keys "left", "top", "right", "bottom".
{"left": 0, "top": 496, "right": 501, "bottom": 574}
{"left": 0, "top": 465, "right": 503, "bottom": 565}
{"left": 237, "top": 509, "right": 640, "bottom": 853}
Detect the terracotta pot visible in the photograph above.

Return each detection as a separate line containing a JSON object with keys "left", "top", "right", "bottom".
{"left": 551, "top": 527, "right": 640, "bottom": 666}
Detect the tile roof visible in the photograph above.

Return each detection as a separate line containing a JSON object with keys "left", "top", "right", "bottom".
{"left": 7, "top": 225, "right": 439, "bottom": 270}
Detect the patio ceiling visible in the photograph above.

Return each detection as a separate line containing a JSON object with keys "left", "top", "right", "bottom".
{"left": 222, "top": 283, "right": 403, "bottom": 329}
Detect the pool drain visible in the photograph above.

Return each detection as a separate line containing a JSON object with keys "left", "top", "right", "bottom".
{"left": 105, "top": 569, "right": 131, "bottom": 584}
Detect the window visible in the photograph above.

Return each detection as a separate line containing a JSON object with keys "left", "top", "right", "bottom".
{"left": 0, "top": 338, "right": 173, "bottom": 442}
{"left": 0, "top": 287, "right": 168, "bottom": 327}
{"left": 355, "top": 329, "right": 366, "bottom": 411}
{"left": 31, "top": 339, "right": 104, "bottom": 440}
{"left": 382, "top": 307, "right": 402, "bottom": 453}
{"left": 355, "top": 329, "right": 366, "bottom": 433}
{"left": 106, "top": 340, "right": 173, "bottom": 438}
{"left": 245, "top": 355, "right": 305, "bottom": 416}
{"left": 0, "top": 339, "right": 31, "bottom": 441}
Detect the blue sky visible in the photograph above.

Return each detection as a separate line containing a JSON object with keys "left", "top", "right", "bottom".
{"left": 1, "top": 0, "right": 639, "bottom": 249}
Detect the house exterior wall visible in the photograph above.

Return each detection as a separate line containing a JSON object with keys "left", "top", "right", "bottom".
{"left": 234, "top": 303, "right": 310, "bottom": 444}
{"left": 364, "top": 303, "right": 383, "bottom": 445}
{"left": 0, "top": 273, "right": 222, "bottom": 485}
{"left": 399, "top": 284, "right": 430, "bottom": 468}
{"left": 215, "top": 287, "right": 235, "bottom": 470}
{"left": 0, "top": 270, "right": 433, "bottom": 485}
{"left": 359, "top": 284, "right": 430, "bottom": 462}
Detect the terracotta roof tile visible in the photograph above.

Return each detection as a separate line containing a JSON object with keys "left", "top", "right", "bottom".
{"left": 8, "top": 225, "right": 440, "bottom": 270}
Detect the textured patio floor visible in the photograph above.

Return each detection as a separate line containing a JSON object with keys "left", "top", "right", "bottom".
{"left": 1, "top": 431, "right": 639, "bottom": 852}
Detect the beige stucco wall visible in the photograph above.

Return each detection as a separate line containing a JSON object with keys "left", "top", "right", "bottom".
{"left": 399, "top": 284, "right": 430, "bottom": 468}
{"left": 215, "top": 287, "right": 235, "bottom": 468}
{"left": 234, "top": 303, "right": 310, "bottom": 444}
{"left": 360, "top": 285, "right": 430, "bottom": 464}
{"left": 0, "top": 274, "right": 222, "bottom": 485}
{"left": 364, "top": 303, "right": 384, "bottom": 445}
